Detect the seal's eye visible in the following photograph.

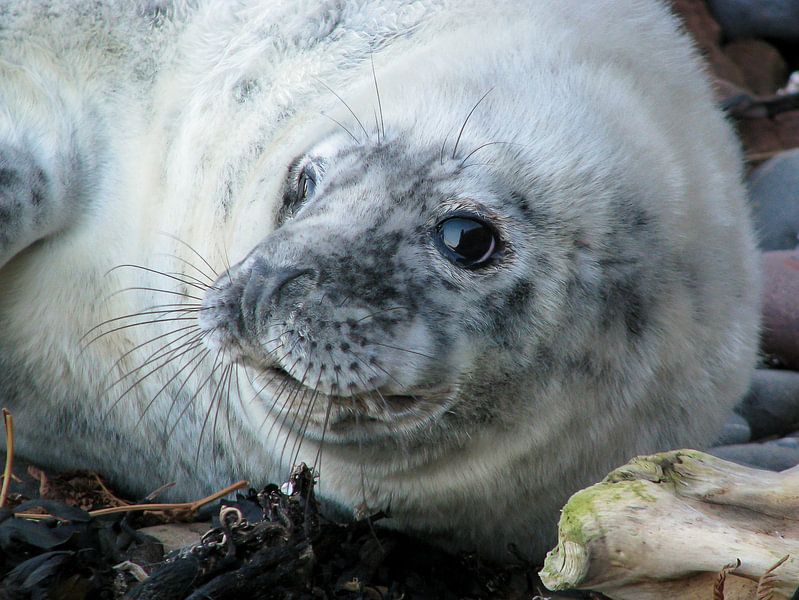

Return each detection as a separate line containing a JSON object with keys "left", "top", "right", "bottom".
{"left": 435, "top": 217, "right": 498, "bottom": 268}
{"left": 296, "top": 166, "right": 317, "bottom": 204}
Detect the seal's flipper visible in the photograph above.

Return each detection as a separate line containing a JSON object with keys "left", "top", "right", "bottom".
{"left": 0, "top": 144, "right": 58, "bottom": 268}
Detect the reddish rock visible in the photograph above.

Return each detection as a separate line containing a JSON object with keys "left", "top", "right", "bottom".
{"left": 712, "top": 78, "right": 750, "bottom": 103}
{"left": 736, "top": 117, "right": 785, "bottom": 160}
{"left": 670, "top": 0, "right": 722, "bottom": 48}
{"left": 775, "top": 111, "right": 799, "bottom": 149}
{"left": 761, "top": 250, "right": 799, "bottom": 369}
{"left": 735, "top": 111, "right": 799, "bottom": 164}
{"left": 670, "top": 0, "right": 748, "bottom": 89}
{"left": 723, "top": 39, "right": 789, "bottom": 96}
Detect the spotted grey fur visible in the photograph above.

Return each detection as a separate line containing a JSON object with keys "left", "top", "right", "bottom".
{"left": 0, "top": 0, "right": 760, "bottom": 561}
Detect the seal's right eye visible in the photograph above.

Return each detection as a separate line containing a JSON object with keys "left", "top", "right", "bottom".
{"left": 296, "top": 165, "right": 317, "bottom": 204}
{"left": 435, "top": 216, "right": 499, "bottom": 268}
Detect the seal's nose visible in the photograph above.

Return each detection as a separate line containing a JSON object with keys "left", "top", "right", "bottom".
{"left": 241, "top": 259, "right": 316, "bottom": 332}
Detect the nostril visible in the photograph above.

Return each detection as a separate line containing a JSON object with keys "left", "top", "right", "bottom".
{"left": 246, "top": 261, "right": 314, "bottom": 302}
{"left": 241, "top": 260, "right": 316, "bottom": 327}
{"left": 269, "top": 267, "right": 316, "bottom": 298}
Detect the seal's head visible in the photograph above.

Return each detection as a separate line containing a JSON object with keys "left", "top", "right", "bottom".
{"left": 199, "top": 119, "right": 535, "bottom": 444}
{"left": 198, "top": 69, "right": 671, "bottom": 454}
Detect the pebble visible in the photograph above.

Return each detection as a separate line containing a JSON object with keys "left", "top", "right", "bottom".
{"left": 748, "top": 149, "right": 799, "bottom": 252}
{"left": 712, "top": 412, "right": 751, "bottom": 446}
{"left": 706, "top": 0, "right": 799, "bottom": 43}
{"left": 722, "top": 39, "right": 788, "bottom": 96}
{"left": 761, "top": 251, "right": 799, "bottom": 369}
{"left": 735, "top": 369, "right": 799, "bottom": 438}
{"left": 709, "top": 440, "right": 799, "bottom": 471}
{"left": 137, "top": 522, "right": 210, "bottom": 554}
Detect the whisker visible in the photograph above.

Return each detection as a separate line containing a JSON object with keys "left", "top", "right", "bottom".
{"left": 355, "top": 305, "right": 408, "bottom": 323}
{"left": 109, "top": 287, "right": 204, "bottom": 301}
{"left": 312, "top": 394, "right": 334, "bottom": 493}
{"left": 87, "top": 317, "right": 202, "bottom": 346}
{"left": 165, "top": 270, "right": 217, "bottom": 290}
{"left": 320, "top": 112, "right": 359, "bottom": 144}
{"left": 154, "top": 252, "right": 218, "bottom": 284}
{"left": 83, "top": 317, "right": 199, "bottom": 349}
{"left": 277, "top": 365, "right": 312, "bottom": 470}
{"left": 313, "top": 77, "right": 369, "bottom": 140}
{"left": 440, "top": 125, "right": 456, "bottom": 165}
{"left": 257, "top": 376, "right": 292, "bottom": 434}
{"left": 114, "top": 327, "right": 207, "bottom": 387}
{"left": 367, "top": 340, "right": 435, "bottom": 360}
{"left": 134, "top": 341, "right": 211, "bottom": 427}
{"left": 163, "top": 347, "right": 212, "bottom": 435}
{"left": 360, "top": 458, "right": 384, "bottom": 553}
{"left": 108, "top": 334, "right": 207, "bottom": 408}
{"left": 370, "top": 53, "right": 385, "bottom": 143}
{"left": 160, "top": 233, "right": 220, "bottom": 279}
{"left": 451, "top": 88, "right": 494, "bottom": 159}
{"left": 220, "top": 245, "right": 233, "bottom": 286}
{"left": 202, "top": 362, "right": 235, "bottom": 465}
{"left": 289, "top": 370, "right": 324, "bottom": 468}
{"left": 225, "top": 363, "right": 241, "bottom": 449}
{"left": 260, "top": 354, "right": 302, "bottom": 434}
{"left": 107, "top": 264, "right": 215, "bottom": 292}
{"left": 170, "top": 350, "right": 224, "bottom": 448}
{"left": 106, "top": 325, "right": 204, "bottom": 382}
{"left": 80, "top": 305, "right": 201, "bottom": 345}
{"left": 360, "top": 354, "right": 421, "bottom": 403}
{"left": 459, "top": 140, "right": 525, "bottom": 168}
{"left": 281, "top": 383, "right": 312, "bottom": 470}
{"left": 263, "top": 361, "right": 304, "bottom": 438}
{"left": 353, "top": 368, "right": 391, "bottom": 415}
{"left": 106, "top": 334, "right": 207, "bottom": 421}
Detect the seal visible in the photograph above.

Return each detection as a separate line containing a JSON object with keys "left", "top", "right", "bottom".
{"left": 0, "top": 0, "right": 761, "bottom": 561}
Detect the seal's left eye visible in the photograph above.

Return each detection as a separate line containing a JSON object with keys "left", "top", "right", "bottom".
{"left": 296, "top": 166, "right": 317, "bottom": 204}
{"left": 435, "top": 217, "right": 498, "bottom": 268}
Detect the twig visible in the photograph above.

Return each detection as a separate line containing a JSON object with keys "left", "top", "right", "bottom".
{"left": 93, "top": 473, "right": 132, "bottom": 507}
{"left": 113, "top": 560, "right": 150, "bottom": 582}
{"left": 756, "top": 555, "right": 790, "bottom": 600}
{"left": 724, "top": 91, "right": 799, "bottom": 119}
{"left": 0, "top": 408, "right": 13, "bottom": 508}
{"left": 713, "top": 558, "right": 741, "bottom": 600}
{"left": 13, "top": 479, "right": 249, "bottom": 520}
{"left": 144, "top": 481, "right": 176, "bottom": 502}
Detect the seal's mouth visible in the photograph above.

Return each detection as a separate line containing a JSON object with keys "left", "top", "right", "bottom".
{"left": 242, "top": 360, "right": 452, "bottom": 438}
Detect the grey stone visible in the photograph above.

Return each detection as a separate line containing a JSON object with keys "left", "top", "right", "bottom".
{"left": 712, "top": 412, "right": 751, "bottom": 445}
{"left": 735, "top": 369, "right": 799, "bottom": 439}
{"left": 709, "top": 441, "right": 799, "bottom": 471}
{"left": 137, "top": 522, "right": 210, "bottom": 553}
{"left": 707, "top": 0, "right": 799, "bottom": 42}
{"left": 771, "top": 436, "right": 799, "bottom": 449}
{"left": 748, "top": 149, "right": 799, "bottom": 251}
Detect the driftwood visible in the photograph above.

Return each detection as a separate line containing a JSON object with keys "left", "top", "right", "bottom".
{"left": 539, "top": 450, "right": 799, "bottom": 599}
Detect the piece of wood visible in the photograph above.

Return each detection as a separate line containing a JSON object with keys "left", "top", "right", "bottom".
{"left": 539, "top": 450, "right": 799, "bottom": 599}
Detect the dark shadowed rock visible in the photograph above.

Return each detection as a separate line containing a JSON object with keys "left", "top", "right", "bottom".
{"left": 761, "top": 251, "right": 799, "bottom": 369}
{"left": 749, "top": 150, "right": 799, "bottom": 251}
{"left": 712, "top": 412, "right": 752, "bottom": 445}
{"left": 735, "top": 369, "right": 799, "bottom": 438}
{"left": 723, "top": 39, "right": 788, "bottom": 96}
{"left": 709, "top": 440, "right": 799, "bottom": 471}
{"left": 707, "top": 0, "right": 799, "bottom": 42}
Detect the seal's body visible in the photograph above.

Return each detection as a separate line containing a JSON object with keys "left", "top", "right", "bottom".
{"left": 0, "top": 0, "right": 760, "bottom": 560}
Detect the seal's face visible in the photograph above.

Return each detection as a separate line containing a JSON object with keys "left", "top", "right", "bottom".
{"left": 199, "top": 125, "right": 542, "bottom": 443}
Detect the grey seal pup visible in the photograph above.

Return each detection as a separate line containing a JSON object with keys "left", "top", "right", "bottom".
{"left": 0, "top": 0, "right": 760, "bottom": 561}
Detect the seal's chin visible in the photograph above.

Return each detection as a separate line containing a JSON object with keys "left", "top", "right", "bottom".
{"left": 242, "top": 361, "right": 452, "bottom": 441}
